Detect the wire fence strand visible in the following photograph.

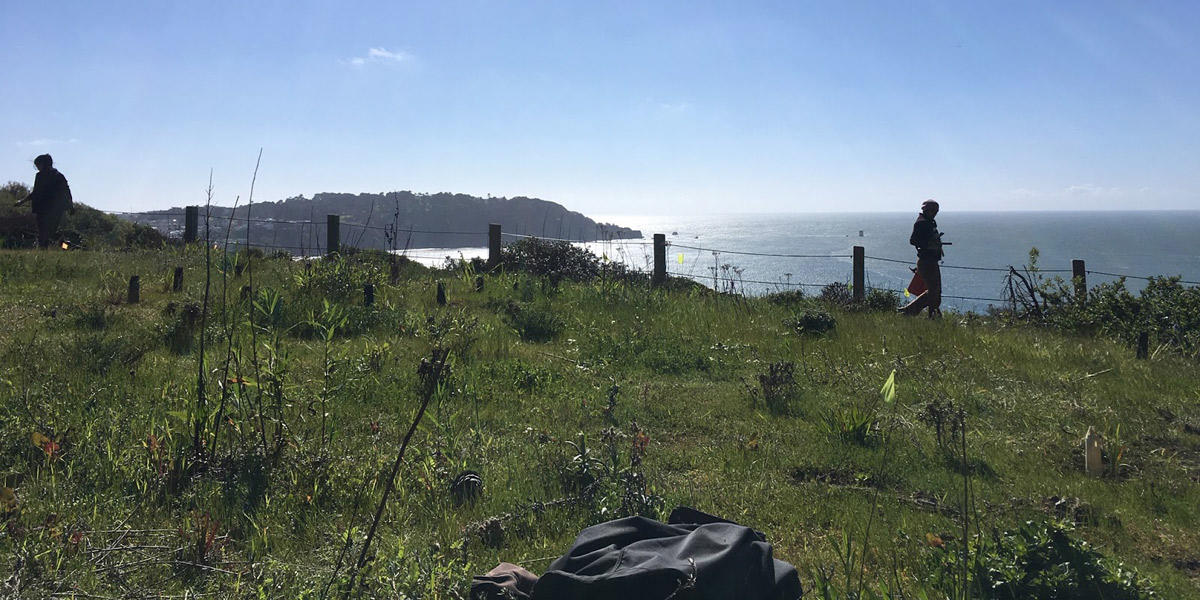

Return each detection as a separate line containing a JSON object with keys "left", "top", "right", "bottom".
{"left": 107, "top": 212, "right": 1200, "bottom": 289}
{"left": 864, "top": 254, "right": 1072, "bottom": 273}
{"left": 667, "top": 271, "right": 830, "bottom": 289}
{"left": 500, "top": 232, "right": 650, "bottom": 245}
{"left": 1087, "top": 270, "right": 1200, "bottom": 285}
{"left": 667, "top": 242, "right": 851, "bottom": 259}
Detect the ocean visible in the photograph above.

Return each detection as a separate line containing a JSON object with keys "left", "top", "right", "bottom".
{"left": 399, "top": 211, "right": 1200, "bottom": 311}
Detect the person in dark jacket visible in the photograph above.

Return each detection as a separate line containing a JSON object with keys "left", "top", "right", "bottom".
{"left": 15, "top": 154, "right": 73, "bottom": 248}
{"left": 899, "top": 199, "right": 942, "bottom": 317}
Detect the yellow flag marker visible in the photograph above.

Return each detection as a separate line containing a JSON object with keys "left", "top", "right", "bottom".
{"left": 880, "top": 369, "right": 897, "bottom": 403}
{"left": 677, "top": 253, "right": 684, "bottom": 264}
{"left": 904, "top": 289, "right": 910, "bottom": 298}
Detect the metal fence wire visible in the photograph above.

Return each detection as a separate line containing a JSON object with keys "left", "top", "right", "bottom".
{"left": 110, "top": 211, "right": 1200, "bottom": 295}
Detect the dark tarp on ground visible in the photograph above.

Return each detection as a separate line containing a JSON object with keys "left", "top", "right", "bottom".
{"left": 470, "top": 507, "right": 801, "bottom": 600}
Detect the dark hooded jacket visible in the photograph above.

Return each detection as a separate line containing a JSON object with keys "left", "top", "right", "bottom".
{"left": 28, "top": 168, "right": 73, "bottom": 215}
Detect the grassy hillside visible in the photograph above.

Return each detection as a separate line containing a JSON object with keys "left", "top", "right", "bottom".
{"left": 0, "top": 245, "right": 1197, "bottom": 598}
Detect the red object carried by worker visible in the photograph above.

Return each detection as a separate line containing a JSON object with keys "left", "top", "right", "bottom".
{"left": 907, "top": 267, "right": 927, "bottom": 296}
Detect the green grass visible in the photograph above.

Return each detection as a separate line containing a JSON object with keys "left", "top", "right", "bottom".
{"left": 1, "top": 246, "right": 1198, "bottom": 598}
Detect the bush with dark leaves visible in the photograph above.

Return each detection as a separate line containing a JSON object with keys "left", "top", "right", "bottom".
{"left": 499, "top": 237, "right": 645, "bottom": 284}
{"left": 928, "top": 520, "right": 1155, "bottom": 600}
{"left": 765, "top": 289, "right": 807, "bottom": 306}
{"left": 1017, "top": 258, "right": 1200, "bottom": 357}
{"left": 820, "top": 282, "right": 854, "bottom": 307}
{"left": 503, "top": 300, "right": 564, "bottom": 342}
{"left": 863, "top": 288, "right": 901, "bottom": 311}
{"left": 785, "top": 308, "right": 837, "bottom": 335}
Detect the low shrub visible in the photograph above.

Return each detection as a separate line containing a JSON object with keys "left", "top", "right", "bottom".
{"left": 503, "top": 300, "right": 563, "bottom": 342}
{"left": 162, "top": 302, "right": 202, "bottom": 354}
{"left": 928, "top": 520, "right": 1156, "bottom": 599}
{"left": 754, "top": 361, "right": 800, "bottom": 415}
{"left": 785, "top": 309, "right": 837, "bottom": 335}
{"left": 496, "top": 237, "right": 646, "bottom": 285}
{"left": 820, "top": 282, "right": 854, "bottom": 307}
{"left": 817, "top": 284, "right": 901, "bottom": 312}
{"left": 819, "top": 403, "right": 878, "bottom": 446}
{"left": 1008, "top": 247, "right": 1200, "bottom": 357}
{"left": 292, "top": 254, "right": 384, "bottom": 303}
{"left": 765, "top": 289, "right": 808, "bottom": 306}
{"left": 863, "top": 288, "right": 901, "bottom": 311}
{"left": 74, "top": 302, "right": 112, "bottom": 330}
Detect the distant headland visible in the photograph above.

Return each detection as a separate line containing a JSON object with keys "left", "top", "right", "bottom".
{"left": 117, "top": 191, "right": 642, "bottom": 251}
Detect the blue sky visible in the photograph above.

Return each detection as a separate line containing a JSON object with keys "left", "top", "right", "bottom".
{"left": 2, "top": 1, "right": 1198, "bottom": 214}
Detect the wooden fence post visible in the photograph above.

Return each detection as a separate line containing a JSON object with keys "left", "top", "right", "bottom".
{"left": 488, "top": 224, "right": 502, "bottom": 270}
{"left": 1072, "top": 259, "right": 1087, "bottom": 303}
{"left": 172, "top": 266, "right": 184, "bottom": 292}
{"left": 852, "top": 246, "right": 865, "bottom": 303}
{"left": 436, "top": 282, "right": 447, "bottom": 305}
{"left": 127, "top": 275, "right": 140, "bottom": 304}
{"left": 184, "top": 206, "right": 198, "bottom": 243}
{"left": 389, "top": 257, "right": 400, "bottom": 284}
{"left": 326, "top": 214, "right": 340, "bottom": 256}
{"left": 364, "top": 283, "right": 374, "bottom": 307}
{"left": 652, "top": 234, "right": 666, "bottom": 286}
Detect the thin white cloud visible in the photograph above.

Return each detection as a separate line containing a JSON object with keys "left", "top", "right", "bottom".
{"left": 658, "top": 102, "right": 692, "bottom": 113}
{"left": 1065, "top": 184, "right": 1122, "bottom": 197}
{"left": 367, "top": 47, "right": 409, "bottom": 62}
{"left": 16, "top": 138, "right": 78, "bottom": 147}
{"left": 1002, "top": 185, "right": 1162, "bottom": 204}
{"left": 345, "top": 47, "right": 412, "bottom": 67}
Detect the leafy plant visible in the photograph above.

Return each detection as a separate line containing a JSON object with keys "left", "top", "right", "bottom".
{"left": 503, "top": 299, "right": 563, "bottom": 342}
{"left": 161, "top": 302, "right": 202, "bottom": 354}
{"left": 820, "top": 403, "right": 878, "bottom": 446}
{"left": 928, "top": 520, "right": 1156, "bottom": 599}
{"left": 820, "top": 282, "right": 855, "bottom": 307}
{"left": 765, "top": 289, "right": 808, "bottom": 306}
{"left": 917, "top": 396, "right": 961, "bottom": 451}
{"left": 863, "top": 289, "right": 901, "bottom": 312}
{"left": 1004, "top": 247, "right": 1200, "bottom": 357}
{"left": 754, "top": 361, "right": 800, "bottom": 415}
{"left": 785, "top": 308, "right": 837, "bottom": 335}
{"left": 497, "top": 236, "right": 645, "bottom": 284}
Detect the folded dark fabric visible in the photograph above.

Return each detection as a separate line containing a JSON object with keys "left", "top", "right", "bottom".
{"left": 665, "top": 506, "right": 767, "bottom": 541}
{"left": 471, "top": 562, "right": 539, "bottom": 600}
{"left": 531, "top": 509, "right": 801, "bottom": 600}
